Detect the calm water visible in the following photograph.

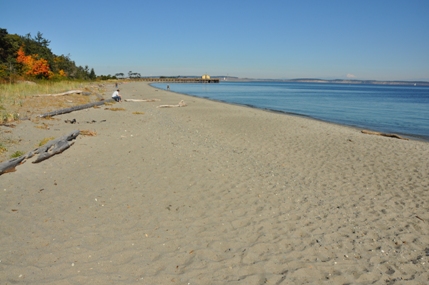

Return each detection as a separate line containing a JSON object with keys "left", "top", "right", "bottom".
{"left": 152, "top": 81, "right": 429, "bottom": 141}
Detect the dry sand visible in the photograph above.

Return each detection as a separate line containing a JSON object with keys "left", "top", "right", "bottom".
{"left": 1, "top": 82, "right": 428, "bottom": 284}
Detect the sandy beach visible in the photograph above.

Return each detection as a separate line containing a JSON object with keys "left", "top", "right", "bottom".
{"left": 1, "top": 82, "right": 428, "bottom": 284}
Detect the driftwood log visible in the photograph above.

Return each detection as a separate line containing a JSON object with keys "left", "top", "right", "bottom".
{"left": 157, "top": 100, "right": 187, "bottom": 108}
{"left": 39, "top": 99, "right": 114, "bottom": 118}
{"left": 0, "top": 130, "right": 80, "bottom": 175}
{"left": 0, "top": 156, "right": 26, "bottom": 175}
{"left": 30, "top": 130, "right": 80, "bottom": 163}
{"left": 124, "top": 99, "right": 161, "bottom": 102}
{"left": 361, "top": 130, "right": 409, "bottom": 140}
{"left": 35, "top": 90, "right": 84, "bottom": 97}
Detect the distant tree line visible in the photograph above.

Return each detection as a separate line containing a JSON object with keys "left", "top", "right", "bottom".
{"left": 128, "top": 71, "right": 141, "bottom": 78}
{"left": 0, "top": 28, "right": 96, "bottom": 83}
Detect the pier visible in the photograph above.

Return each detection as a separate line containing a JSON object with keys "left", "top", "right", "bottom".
{"left": 136, "top": 77, "right": 219, "bottom": 83}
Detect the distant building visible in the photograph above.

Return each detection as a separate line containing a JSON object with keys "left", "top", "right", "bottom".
{"left": 202, "top": 74, "right": 211, "bottom": 80}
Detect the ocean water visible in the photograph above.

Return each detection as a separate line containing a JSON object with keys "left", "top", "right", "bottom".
{"left": 152, "top": 81, "right": 429, "bottom": 141}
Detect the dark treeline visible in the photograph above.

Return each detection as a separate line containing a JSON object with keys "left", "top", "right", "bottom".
{"left": 0, "top": 28, "right": 96, "bottom": 83}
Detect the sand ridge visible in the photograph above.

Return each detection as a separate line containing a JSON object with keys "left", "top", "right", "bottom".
{"left": 0, "top": 82, "right": 428, "bottom": 284}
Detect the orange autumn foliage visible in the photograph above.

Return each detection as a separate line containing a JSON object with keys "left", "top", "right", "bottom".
{"left": 58, "top": 69, "right": 67, "bottom": 77}
{"left": 17, "top": 46, "right": 53, "bottom": 79}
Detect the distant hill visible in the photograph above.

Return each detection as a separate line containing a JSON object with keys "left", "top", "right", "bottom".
{"left": 286, "top": 78, "right": 429, "bottom": 86}
{"left": 139, "top": 75, "right": 429, "bottom": 86}
{"left": 211, "top": 76, "right": 429, "bottom": 86}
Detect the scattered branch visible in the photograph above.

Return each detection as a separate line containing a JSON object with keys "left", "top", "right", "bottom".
{"left": 34, "top": 90, "right": 84, "bottom": 97}
{"left": 361, "top": 130, "right": 409, "bottom": 140}
{"left": 157, "top": 100, "right": 187, "bottom": 108}
{"left": 124, "top": 99, "right": 160, "bottom": 102}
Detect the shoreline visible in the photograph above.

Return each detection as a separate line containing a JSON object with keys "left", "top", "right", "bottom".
{"left": 152, "top": 83, "right": 429, "bottom": 143}
{"left": 1, "top": 82, "right": 428, "bottom": 284}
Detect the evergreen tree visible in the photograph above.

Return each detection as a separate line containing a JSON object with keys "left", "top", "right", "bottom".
{"left": 89, "top": 68, "right": 96, "bottom": 80}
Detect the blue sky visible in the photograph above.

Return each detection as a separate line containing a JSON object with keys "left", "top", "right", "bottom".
{"left": 2, "top": 0, "right": 429, "bottom": 80}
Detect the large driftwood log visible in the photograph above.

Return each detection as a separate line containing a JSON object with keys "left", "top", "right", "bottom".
{"left": 361, "top": 130, "right": 409, "bottom": 140}
{"left": 39, "top": 99, "right": 114, "bottom": 118}
{"left": 124, "top": 99, "right": 161, "bottom": 102}
{"left": 0, "top": 156, "right": 26, "bottom": 174}
{"left": 0, "top": 130, "right": 80, "bottom": 175}
{"left": 31, "top": 130, "right": 80, "bottom": 163}
{"left": 35, "top": 90, "right": 84, "bottom": 97}
{"left": 157, "top": 100, "right": 187, "bottom": 108}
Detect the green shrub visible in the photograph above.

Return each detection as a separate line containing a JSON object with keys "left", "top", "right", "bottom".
{"left": 10, "top": 150, "right": 25, "bottom": 158}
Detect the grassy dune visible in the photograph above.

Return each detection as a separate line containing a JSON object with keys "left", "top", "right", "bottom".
{"left": 0, "top": 80, "right": 109, "bottom": 160}
{"left": 0, "top": 81, "right": 106, "bottom": 124}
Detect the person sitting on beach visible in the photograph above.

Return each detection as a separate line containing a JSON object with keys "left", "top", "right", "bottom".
{"left": 112, "top": 89, "right": 122, "bottom": 102}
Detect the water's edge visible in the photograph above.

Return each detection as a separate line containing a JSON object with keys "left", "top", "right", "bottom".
{"left": 150, "top": 83, "right": 429, "bottom": 142}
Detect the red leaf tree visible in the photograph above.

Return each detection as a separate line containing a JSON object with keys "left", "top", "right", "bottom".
{"left": 17, "top": 46, "right": 53, "bottom": 79}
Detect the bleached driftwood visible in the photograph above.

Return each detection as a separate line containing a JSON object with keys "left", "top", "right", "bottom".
{"left": 124, "top": 99, "right": 161, "bottom": 102}
{"left": 361, "top": 130, "right": 409, "bottom": 140}
{"left": 39, "top": 99, "right": 114, "bottom": 118}
{"left": 157, "top": 100, "right": 187, "bottom": 108}
{"left": 0, "top": 130, "right": 80, "bottom": 175}
{"left": 31, "top": 130, "right": 79, "bottom": 163}
{"left": 0, "top": 156, "right": 26, "bottom": 175}
{"left": 35, "top": 90, "right": 84, "bottom": 97}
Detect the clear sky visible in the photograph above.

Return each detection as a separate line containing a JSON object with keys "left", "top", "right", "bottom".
{"left": 2, "top": 0, "right": 429, "bottom": 81}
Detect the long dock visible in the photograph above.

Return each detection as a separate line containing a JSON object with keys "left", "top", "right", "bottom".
{"left": 136, "top": 78, "right": 219, "bottom": 83}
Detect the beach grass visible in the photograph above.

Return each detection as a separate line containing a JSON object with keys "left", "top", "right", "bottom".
{"left": 0, "top": 143, "right": 7, "bottom": 154}
{"left": 38, "top": 137, "right": 55, "bottom": 146}
{"left": 10, "top": 150, "right": 24, "bottom": 158}
{"left": 0, "top": 81, "right": 104, "bottom": 124}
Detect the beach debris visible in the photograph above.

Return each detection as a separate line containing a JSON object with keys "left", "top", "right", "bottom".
{"left": 65, "top": 119, "right": 77, "bottom": 124}
{"left": 105, "top": 107, "right": 125, "bottom": 111}
{"left": 34, "top": 90, "right": 84, "bottom": 97}
{"left": 0, "top": 123, "right": 16, "bottom": 128}
{"left": 34, "top": 123, "right": 51, "bottom": 130}
{"left": 416, "top": 216, "right": 425, "bottom": 222}
{"left": 0, "top": 130, "right": 79, "bottom": 175}
{"left": 0, "top": 156, "right": 26, "bottom": 174}
{"left": 80, "top": 130, "right": 97, "bottom": 136}
{"left": 361, "top": 130, "right": 409, "bottom": 140}
{"left": 124, "top": 99, "right": 161, "bottom": 102}
{"left": 30, "top": 130, "right": 80, "bottom": 163}
{"left": 157, "top": 100, "right": 187, "bottom": 108}
{"left": 40, "top": 116, "right": 57, "bottom": 121}
{"left": 39, "top": 99, "right": 114, "bottom": 118}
